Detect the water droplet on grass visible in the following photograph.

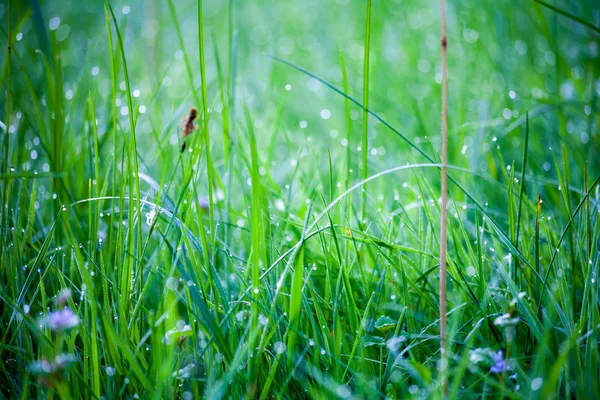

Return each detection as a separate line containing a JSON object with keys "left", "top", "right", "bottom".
{"left": 274, "top": 199, "right": 285, "bottom": 211}
{"left": 49, "top": 17, "right": 60, "bottom": 31}
{"left": 166, "top": 277, "right": 178, "bottom": 291}
{"left": 336, "top": 385, "right": 351, "bottom": 398}
{"left": 274, "top": 342, "right": 286, "bottom": 354}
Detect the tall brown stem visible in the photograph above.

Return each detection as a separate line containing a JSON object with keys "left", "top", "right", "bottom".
{"left": 440, "top": 0, "right": 449, "bottom": 395}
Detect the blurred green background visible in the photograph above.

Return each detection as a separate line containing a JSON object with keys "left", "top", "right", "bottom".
{"left": 4, "top": 0, "right": 598, "bottom": 191}
{"left": 1, "top": 0, "right": 599, "bottom": 398}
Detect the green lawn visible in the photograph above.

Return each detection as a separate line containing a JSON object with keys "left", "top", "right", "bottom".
{"left": 1, "top": 0, "right": 599, "bottom": 398}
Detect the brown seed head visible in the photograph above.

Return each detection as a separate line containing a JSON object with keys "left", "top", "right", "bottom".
{"left": 181, "top": 107, "right": 199, "bottom": 153}
{"left": 183, "top": 107, "right": 198, "bottom": 137}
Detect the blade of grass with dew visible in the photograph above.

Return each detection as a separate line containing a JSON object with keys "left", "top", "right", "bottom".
{"left": 361, "top": 0, "right": 372, "bottom": 223}
{"left": 1, "top": 0, "right": 12, "bottom": 274}
{"left": 108, "top": 2, "right": 144, "bottom": 301}
{"left": 103, "top": 5, "right": 121, "bottom": 281}
{"left": 265, "top": 90, "right": 288, "bottom": 167}
{"left": 198, "top": 0, "right": 218, "bottom": 249}
{"left": 533, "top": 0, "right": 600, "bottom": 34}
{"left": 515, "top": 112, "right": 530, "bottom": 283}
{"left": 559, "top": 146, "right": 577, "bottom": 317}
{"left": 244, "top": 104, "right": 265, "bottom": 395}
{"left": 287, "top": 244, "right": 304, "bottom": 370}
{"left": 210, "top": 28, "right": 231, "bottom": 169}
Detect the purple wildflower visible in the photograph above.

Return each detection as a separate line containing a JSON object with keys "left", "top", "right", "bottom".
{"left": 44, "top": 308, "right": 80, "bottom": 331}
{"left": 490, "top": 350, "right": 507, "bottom": 373}
{"left": 198, "top": 196, "right": 210, "bottom": 210}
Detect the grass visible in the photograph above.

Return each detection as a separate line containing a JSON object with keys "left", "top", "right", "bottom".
{"left": 1, "top": 0, "right": 599, "bottom": 398}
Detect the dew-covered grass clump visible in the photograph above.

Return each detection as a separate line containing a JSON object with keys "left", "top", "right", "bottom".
{"left": 1, "top": 0, "right": 599, "bottom": 398}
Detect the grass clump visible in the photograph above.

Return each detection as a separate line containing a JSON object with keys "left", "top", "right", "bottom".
{"left": 1, "top": 0, "right": 599, "bottom": 398}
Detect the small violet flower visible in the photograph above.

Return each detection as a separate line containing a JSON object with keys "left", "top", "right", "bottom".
{"left": 490, "top": 350, "right": 507, "bottom": 373}
{"left": 198, "top": 196, "right": 210, "bottom": 211}
{"left": 44, "top": 308, "right": 80, "bottom": 331}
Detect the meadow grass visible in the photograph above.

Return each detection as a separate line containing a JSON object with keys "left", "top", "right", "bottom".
{"left": 1, "top": 0, "right": 599, "bottom": 399}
